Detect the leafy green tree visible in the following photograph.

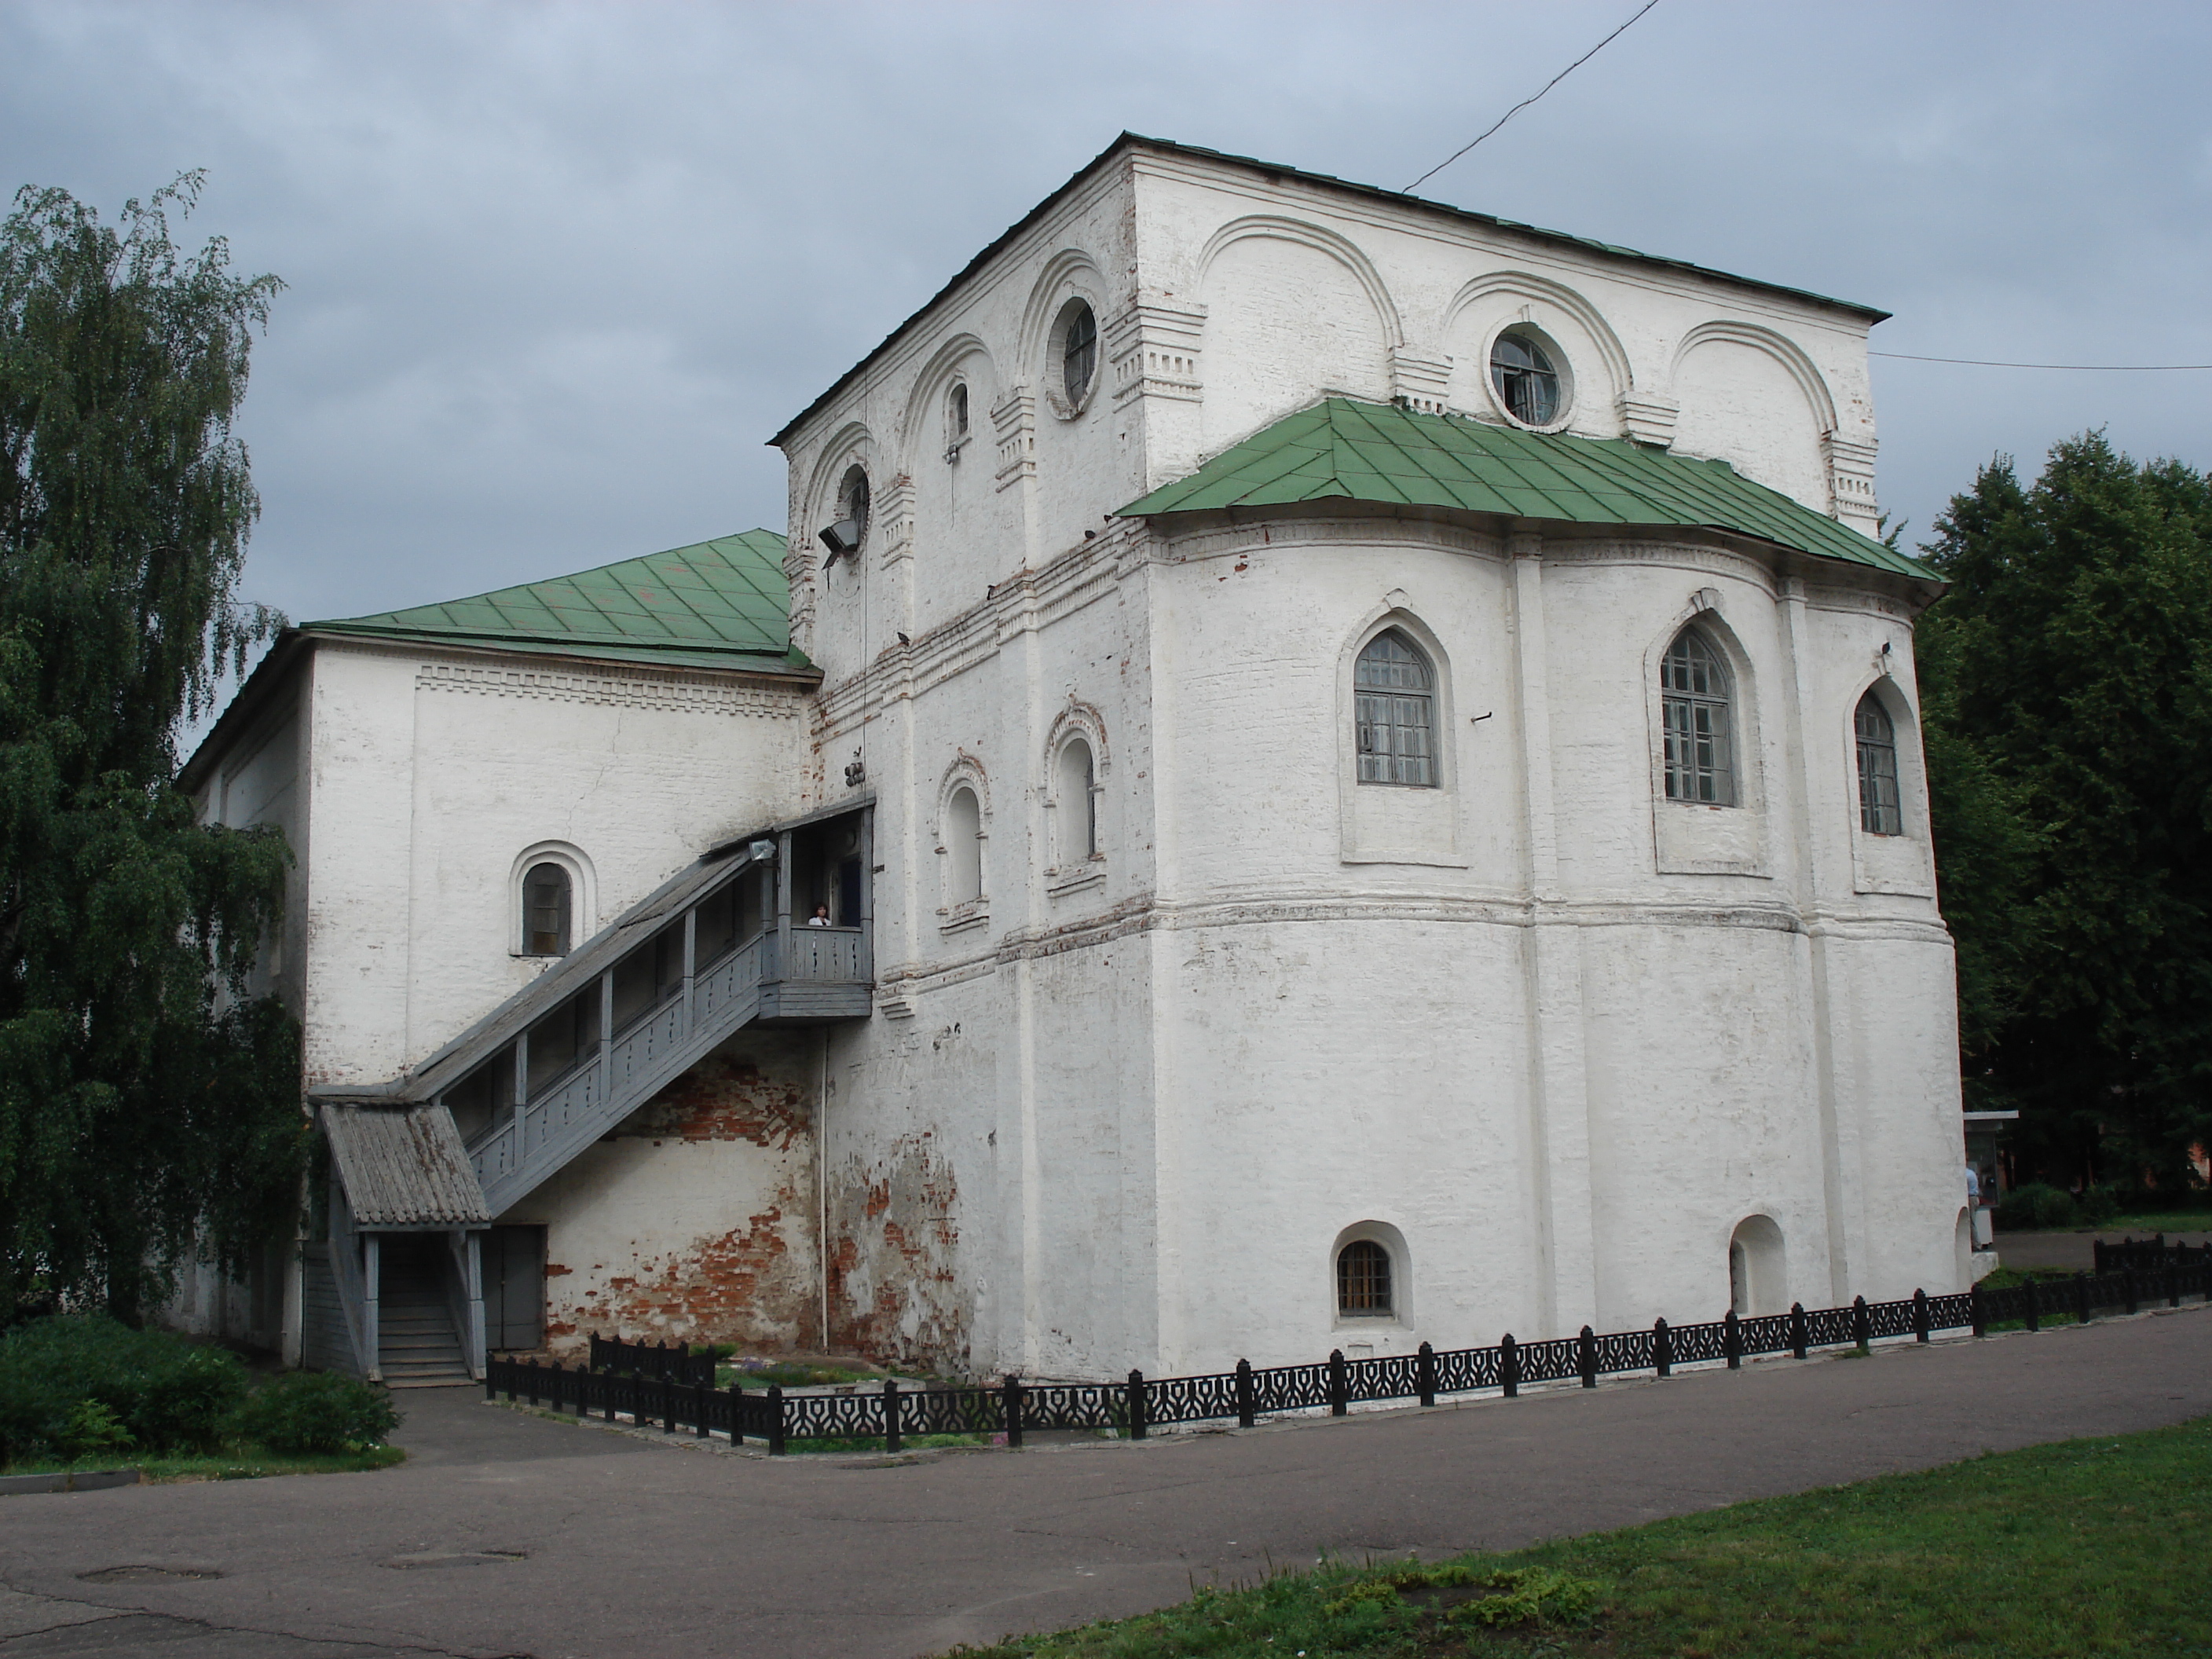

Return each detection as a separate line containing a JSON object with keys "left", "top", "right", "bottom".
{"left": 1919, "top": 433, "right": 2212, "bottom": 1195}
{"left": 1, "top": 175, "right": 303, "bottom": 1320}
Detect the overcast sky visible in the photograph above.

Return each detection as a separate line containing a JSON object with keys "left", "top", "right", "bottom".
{"left": 5, "top": 0, "right": 2207, "bottom": 632}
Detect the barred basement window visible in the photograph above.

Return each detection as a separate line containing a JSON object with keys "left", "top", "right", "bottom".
{"left": 522, "top": 862, "right": 572, "bottom": 957}
{"left": 1355, "top": 629, "right": 1437, "bottom": 787}
{"left": 1855, "top": 692, "right": 1903, "bottom": 835}
{"left": 1337, "top": 1240, "right": 1393, "bottom": 1316}
{"left": 1661, "top": 627, "right": 1736, "bottom": 806}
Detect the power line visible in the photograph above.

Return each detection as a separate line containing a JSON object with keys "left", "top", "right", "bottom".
{"left": 1872, "top": 351, "right": 2212, "bottom": 371}
{"left": 1404, "top": 0, "right": 1664, "bottom": 194}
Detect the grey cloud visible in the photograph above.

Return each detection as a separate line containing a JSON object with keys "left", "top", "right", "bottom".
{"left": 3, "top": 0, "right": 2205, "bottom": 626}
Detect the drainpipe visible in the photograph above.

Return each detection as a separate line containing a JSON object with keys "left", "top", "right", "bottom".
{"left": 819, "top": 1028, "right": 830, "bottom": 1354}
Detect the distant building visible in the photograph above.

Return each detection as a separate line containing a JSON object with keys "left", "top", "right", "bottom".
{"left": 175, "top": 136, "right": 1966, "bottom": 1385}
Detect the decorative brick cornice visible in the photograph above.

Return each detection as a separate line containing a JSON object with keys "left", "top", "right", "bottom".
{"left": 416, "top": 662, "right": 801, "bottom": 718}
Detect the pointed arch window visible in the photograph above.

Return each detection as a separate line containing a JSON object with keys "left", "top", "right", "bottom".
{"left": 1661, "top": 628, "right": 1736, "bottom": 806}
{"left": 1855, "top": 692, "right": 1903, "bottom": 835}
{"left": 1355, "top": 629, "right": 1437, "bottom": 787}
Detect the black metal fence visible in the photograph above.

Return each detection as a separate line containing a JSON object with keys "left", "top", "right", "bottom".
{"left": 2094, "top": 1234, "right": 2212, "bottom": 1274}
{"left": 486, "top": 1262, "right": 2212, "bottom": 1454}
{"left": 588, "top": 1331, "right": 716, "bottom": 1387}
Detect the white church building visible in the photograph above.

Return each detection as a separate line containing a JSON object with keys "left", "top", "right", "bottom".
{"left": 176, "top": 135, "right": 1968, "bottom": 1386}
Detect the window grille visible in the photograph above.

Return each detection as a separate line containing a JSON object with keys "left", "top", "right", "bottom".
{"left": 1355, "top": 629, "right": 1437, "bottom": 787}
{"left": 1661, "top": 628, "right": 1736, "bottom": 806}
{"left": 522, "top": 862, "right": 572, "bottom": 956}
{"left": 1855, "top": 693, "right": 1903, "bottom": 835}
{"left": 1338, "top": 1240, "right": 1393, "bottom": 1315}
{"left": 1062, "top": 303, "right": 1097, "bottom": 405}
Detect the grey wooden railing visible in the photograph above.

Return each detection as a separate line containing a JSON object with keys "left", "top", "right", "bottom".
{"left": 462, "top": 926, "right": 866, "bottom": 1216}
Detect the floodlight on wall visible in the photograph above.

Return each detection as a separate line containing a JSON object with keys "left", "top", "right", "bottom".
{"left": 748, "top": 839, "right": 777, "bottom": 863}
{"left": 818, "top": 518, "right": 862, "bottom": 566}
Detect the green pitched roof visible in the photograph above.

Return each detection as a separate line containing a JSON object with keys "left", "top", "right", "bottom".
{"left": 1119, "top": 400, "right": 1936, "bottom": 583}
{"left": 310, "top": 529, "right": 805, "bottom": 671}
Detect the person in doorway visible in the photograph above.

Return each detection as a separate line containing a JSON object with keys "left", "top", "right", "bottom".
{"left": 807, "top": 903, "right": 831, "bottom": 927}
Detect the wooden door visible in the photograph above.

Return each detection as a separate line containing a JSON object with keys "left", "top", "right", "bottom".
{"left": 484, "top": 1225, "right": 545, "bottom": 1352}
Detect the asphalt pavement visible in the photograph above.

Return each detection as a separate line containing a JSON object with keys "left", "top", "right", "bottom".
{"left": 2, "top": 1303, "right": 2207, "bottom": 1659}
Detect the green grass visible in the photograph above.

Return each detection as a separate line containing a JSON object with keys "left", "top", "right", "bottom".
{"left": 5, "top": 1445, "right": 405, "bottom": 1482}
{"left": 2001, "top": 1211, "right": 2211, "bottom": 1235}
{"left": 941, "top": 1416, "right": 2212, "bottom": 1658}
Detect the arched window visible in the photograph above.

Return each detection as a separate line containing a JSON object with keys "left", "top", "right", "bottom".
{"left": 1060, "top": 301, "right": 1097, "bottom": 405}
{"left": 946, "top": 786, "right": 983, "bottom": 906}
{"left": 1661, "top": 628, "right": 1736, "bottom": 806}
{"left": 1056, "top": 737, "right": 1098, "bottom": 862}
{"left": 949, "top": 382, "right": 969, "bottom": 440}
{"left": 1337, "top": 1239, "right": 1393, "bottom": 1316}
{"left": 1355, "top": 629, "right": 1437, "bottom": 787}
{"left": 1855, "top": 692, "right": 1903, "bottom": 835}
{"left": 838, "top": 465, "right": 871, "bottom": 544}
{"left": 522, "top": 862, "right": 572, "bottom": 957}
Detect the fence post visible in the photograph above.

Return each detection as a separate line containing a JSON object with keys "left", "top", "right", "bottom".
{"left": 2093, "top": 1239, "right": 2107, "bottom": 1274}
{"left": 590, "top": 1332, "right": 602, "bottom": 1372}
{"left": 661, "top": 1375, "right": 677, "bottom": 1435}
{"left": 1578, "top": 1326, "right": 1598, "bottom": 1388}
{"left": 2169, "top": 1268, "right": 2181, "bottom": 1309}
{"left": 1003, "top": 1375, "right": 1024, "bottom": 1449}
{"left": 1913, "top": 1288, "right": 1929, "bottom": 1342}
{"left": 1328, "top": 1350, "right": 1349, "bottom": 1416}
{"left": 767, "top": 1385, "right": 786, "bottom": 1456}
{"left": 604, "top": 1371, "right": 617, "bottom": 1423}
{"left": 1235, "top": 1358, "right": 1256, "bottom": 1428}
{"left": 1416, "top": 1342, "right": 1436, "bottom": 1408}
{"left": 1790, "top": 1303, "right": 1808, "bottom": 1360}
{"left": 1654, "top": 1317, "right": 1672, "bottom": 1379}
{"left": 2076, "top": 1273, "right": 2093, "bottom": 1324}
{"left": 1852, "top": 1295, "right": 1870, "bottom": 1351}
{"left": 729, "top": 1384, "right": 745, "bottom": 1446}
{"left": 695, "top": 1380, "right": 710, "bottom": 1438}
{"left": 1126, "top": 1370, "right": 1148, "bottom": 1440}
{"left": 2122, "top": 1269, "right": 2137, "bottom": 1316}
{"left": 485, "top": 1361, "right": 497, "bottom": 1402}
{"left": 1970, "top": 1281, "right": 1986, "bottom": 1338}
{"left": 526, "top": 1358, "right": 540, "bottom": 1407}
{"left": 883, "top": 1379, "right": 901, "bottom": 1452}
{"left": 1500, "top": 1334, "right": 1518, "bottom": 1397}
{"left": 1724, "top": 1309, "right": 1741, "bottom": 1368}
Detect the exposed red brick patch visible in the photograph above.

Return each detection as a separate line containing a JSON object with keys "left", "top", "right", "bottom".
{"left": 827, "top": 1133, "right": 968, "bottom": 1370}
{"left": 617, "top": 1052, "right": 810, "bottom": 1148}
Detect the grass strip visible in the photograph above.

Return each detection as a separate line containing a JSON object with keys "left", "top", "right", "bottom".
{"left": 4, "top": 1445, "right": 405, "bottom": 1483}
{"left": 943, "top": 1415, "right": 2212, "bottom": 1657}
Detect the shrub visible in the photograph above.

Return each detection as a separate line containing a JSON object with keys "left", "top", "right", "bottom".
{"left": 1995, "top": 1183, "right": 2079, "bottom": 1232}
{"left": 2078, "top": 1185, "right": 2122, "bottom": 1225}
{"left": 0, "top": 1316, "right": 247, "bottom": 1461}
{"left": 233, "top": 1370, "right": 399, "bottom": 1453}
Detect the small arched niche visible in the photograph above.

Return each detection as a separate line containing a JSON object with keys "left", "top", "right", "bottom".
{"left": 1053, "top": 734, "right": 1099, "bottom": 867}
{"left": 1727, "top": 1214, "right": 1786, "bottom": 1317}
{"left": 943, "top": 784, "right": 984, "bottom": 910}
{"left": 511, "top": 842, "right": 595, "bottom": 960}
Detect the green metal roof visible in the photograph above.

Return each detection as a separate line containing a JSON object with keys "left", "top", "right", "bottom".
{"left": 1118, "top": 400, "right": 1937, "bottom": 583}
{"left": 309, "top": 529, "right": 806, "bottom": 670}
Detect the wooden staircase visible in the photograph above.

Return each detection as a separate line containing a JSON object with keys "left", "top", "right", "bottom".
{"left": 377, "top": 1247, "right": 471, "bottom": 1388}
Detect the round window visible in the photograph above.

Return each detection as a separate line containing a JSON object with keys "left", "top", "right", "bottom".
{"left": 1060, "top": 301, "right": 1097, "bottom": 408}
{"left": 1490, "top": 331, "right": 1563, "bottom": 427}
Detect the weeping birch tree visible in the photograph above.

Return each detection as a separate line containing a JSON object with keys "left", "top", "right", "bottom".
{"left": 0, "top": 174, "right": 303, "bottom": 1320}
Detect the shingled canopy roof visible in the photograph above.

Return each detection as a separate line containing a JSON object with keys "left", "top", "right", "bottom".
{"left": 1119, "top": 399, "right": 1938, "bottom": 584}
{"left": 309, "top": 529, "right": 804, "bottom": 672}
